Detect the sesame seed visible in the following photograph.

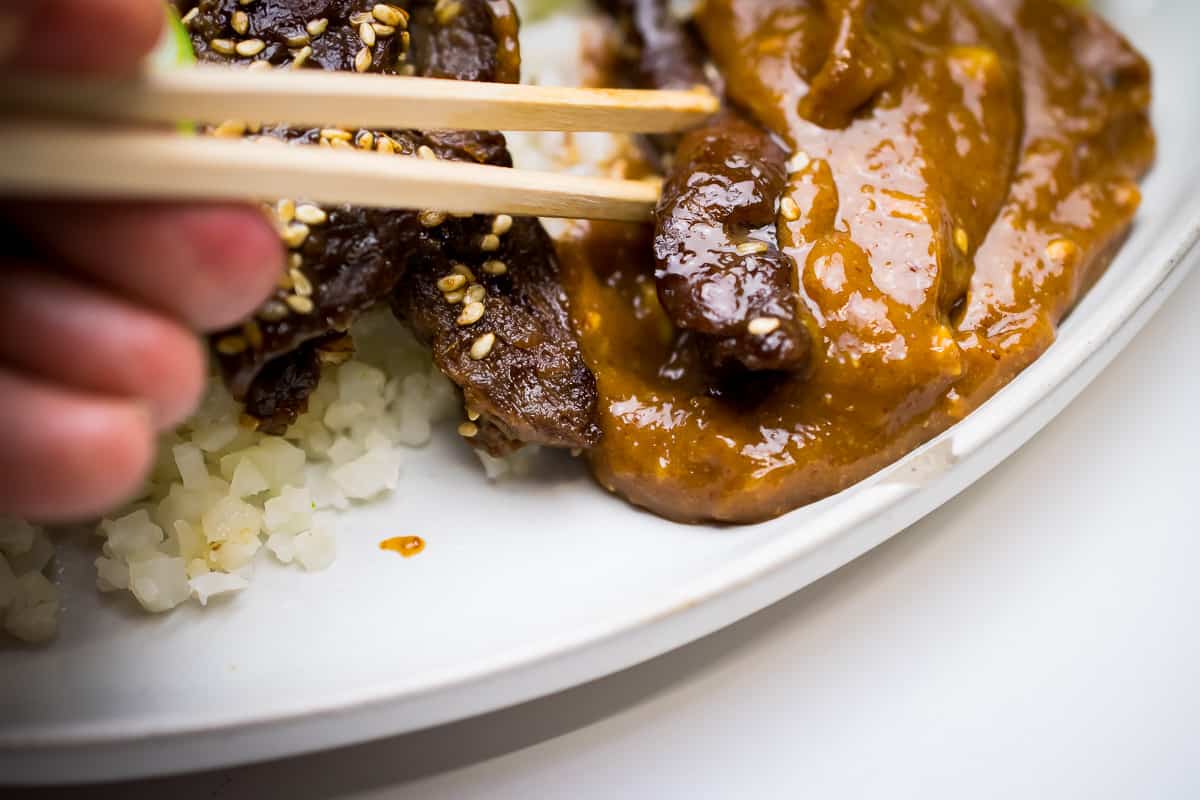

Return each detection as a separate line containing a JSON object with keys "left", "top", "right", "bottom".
{"left": 373, "top": 4, "right": 407, "bottom": 26}
{"left": 285, "top": 32, "right": 311, "bottom": 48}
{"left": 210, "top": 38, "right": 236, "bottom": 56}
{"left": 954, "top": 227, "right": 970, "bottom": 254}
{"left": 780, "top": 197, "right": 800, "bottom": 221}
{"left": 443, "top": 289, "right": 466, "bottom": 304}
{"left": 400, "top": 63, "right": 416, "bottom": 76}
{"left": 465, "top": 284, "right": 486, "bottom": 305}
{"left": 419, "top": 210, "right": 447, "bottom": 228}
{"left": 1045, "top": 238, "right": 1079, "bottom": 262}
{"left": 276, "top": 198, "right": 295, "bottom": 224}
{"left": 349, "top": 11, "right": 374, "bottom": 25}
{"left": 786, "top": 151, "right": 811, "bottom": 173}
{"left": 216, "top": 335, "right": 247, "bottom": 355}
{"left": 417, "top": 145, "right": 437, "bottom": 160}
{"left": 438, "top": 274, "right": 468, "bottom": 292}
{"left": 258, "top": 300, "right": 289, "bottom": 321}
{"left": 248, "top": 59, "right": 272, "bottom": 71}
{"left": 286, "top": 294, "right": 315, "bottom": 314}
{"left": 482, "top": 259, "right": 507, "bottom": 275}
{"left": 277, "top": 271, "right": 295, "bottom": 290}
{"left": 291, "top": 45, "right": 312, "bottom": 68}
{"left": 355, "top": 131, "right": 375, "bottom": 150}
{"left": 295, "top": 204, "right": 327, "bottom": 225}
{"left": 434, "top": 0, "right": 462, "bottom": 25}
{"left": 451, "top": 263, "right": 476, "bottom": 282}
{"left": 320, "top": 128, "right": 352, "bottom": 141}
{"left": 376, "top": 136, "right": 397, "bottom": 154}
{"left": 242, "top": 320, "right": 264, "bottom": 349}
{"left": 290, "top": 268, "right": 314, "bottom": 297}
{"left": 330, "top": 138, "right": 354, "bottom": 151}
{"left": 480, "top": 234, "right": 500, "bottom": 252}
{"left": 281, "top": 222, "right": 310, "bottom": 249}
{"left": 491, "top": 214, "right": 513, "bottom": 235}
{"left": 747, "top": 316, "right": 781, "bottom": 336}
{"left": 359, "top": 21, "right": 376, "bottom": 46}
{"left": 371, "top": 23, "right": 396, "bottom": 36}
{"left": 238, "top": 0, "right": 255, "bottom": 5}
{"left": 466, "top": 407, "right": 480, "bottom": 421}
{"left": 288, "top": 252, "right": 303, "bottom": 270}
{"left": 231, "top": 10, "right": 249, "bottom": 35}
{"left": 1114, "top": 182, "right": 1140, "bottom": 208}
{"left": 306, "top": 18, "right": 329, "bottom": 37}
{"left": 400, "top": 31, "right": 411, "bottom": 50}
{"left": 458, "top": 421, "right": 479, "bottom": 438}
{"left": 212, "top": 119, "right": 247, "bottom": 138}
{"left": 457, "top": 301, "right": 485, "bottom": 326}
{"left": 355, "top": 46, "right": 372, "bottom": 72}
{"left": 470, "top": 332, "right": 496, "bottom": 360}
{"left": 236, "top": 39, "right": 266, "bottom": 57}
{"left": 181, "top": 7, "right": 199, "bottom": 26}
{"left": 736, "top": 241, "right": 769, "bottom": 256}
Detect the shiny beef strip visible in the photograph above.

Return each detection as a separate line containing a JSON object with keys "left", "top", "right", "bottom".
{"left": 179, "top": 0, "right": 598, "bottom": 446}
{"left": 654, "top": 114, "right": 812, "bottom": 373}
{"left": 604, "top": 0, "right": 812, "bottom": 374}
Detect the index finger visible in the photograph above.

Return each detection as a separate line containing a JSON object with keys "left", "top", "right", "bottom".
{"left": 0, "top": 0, "right": 164, "bottom": 74}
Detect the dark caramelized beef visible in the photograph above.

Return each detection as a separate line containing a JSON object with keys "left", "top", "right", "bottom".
{"left": 654, "top": 113, "right": 811, "bottom": 373}
{"left": 392, "top": 215, "right": 601, "bottom": 455}
{"left": 600, "top": 0, "right": 811, "bottom": 374}
{"left": 176, "top": 0, "right": 599, "bottom": 447}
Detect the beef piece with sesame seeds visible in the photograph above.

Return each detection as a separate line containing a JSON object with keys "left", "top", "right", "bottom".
{"left": 391, "top": 214, "right": 601, "bottom": 455}
{"left": 182, "top": 0, "right": 600, "bottom": 446}
{"left": 601, "top": 0, "right": 811, "bottom": 374}
{"left": 653, "top": 113, "right": 812, "bottom": 374}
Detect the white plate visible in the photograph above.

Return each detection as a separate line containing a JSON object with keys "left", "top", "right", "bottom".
{"left": 3, "top": 0, "right": 1198, "bottom": 785}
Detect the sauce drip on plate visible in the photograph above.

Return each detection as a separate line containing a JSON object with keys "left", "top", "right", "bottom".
{"left": 379, "top": 536, "right": 426, "bottom": 558}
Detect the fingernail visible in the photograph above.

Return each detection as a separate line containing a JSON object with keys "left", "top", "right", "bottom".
{"left": 0, "top": 12, "right": 27, "bottom": 65}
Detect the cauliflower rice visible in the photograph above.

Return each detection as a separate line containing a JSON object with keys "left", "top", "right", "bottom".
{"left": 0, "top": 4, "right": 630, "bottom": 643}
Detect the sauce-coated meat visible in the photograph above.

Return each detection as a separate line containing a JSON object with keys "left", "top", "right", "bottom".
{"left": 655, "top": 113, "right": 812, "bottom": 373}
{"left": 568, "top": 0, "right": 1154, "bottom": 522}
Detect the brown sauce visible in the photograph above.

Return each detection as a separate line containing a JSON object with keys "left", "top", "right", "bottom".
{"left": 562, "top": 0, "right": 1154, "bottom": 523}
{"left": 379, "top": 536, "right": 426, "bottom": 557}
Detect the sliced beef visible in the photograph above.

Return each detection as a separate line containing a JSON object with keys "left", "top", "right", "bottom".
{"left": 180, "top": 0, "right": 599, "bottom": 446}
{"left": 600, "top": 0, "right": 810, "bottom": 374}
{"left": 653, "top": 113, "right": 811, "bottom": 373}
{"left": 390, "top": 144, "right": 600, "bottom": 455}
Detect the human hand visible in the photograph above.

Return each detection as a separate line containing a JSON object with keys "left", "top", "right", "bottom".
{"left": 0, "top": 0, "right": 283, "bottom": 521}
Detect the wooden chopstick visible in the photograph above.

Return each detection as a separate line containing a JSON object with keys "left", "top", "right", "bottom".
{"left": 0, "top": 121, "right": 662, "bottom": 221}
{"left": 0, "top": 66, "right": 718, "bottom": 133}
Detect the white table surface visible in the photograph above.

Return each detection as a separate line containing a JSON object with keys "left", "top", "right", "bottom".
{"left": 24, "top": 265, "right": 1200, "bottom": 798}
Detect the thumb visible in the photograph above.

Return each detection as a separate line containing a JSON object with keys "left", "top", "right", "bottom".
{"left": 0, "top": 0, "right": 164, "bottom": 73}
